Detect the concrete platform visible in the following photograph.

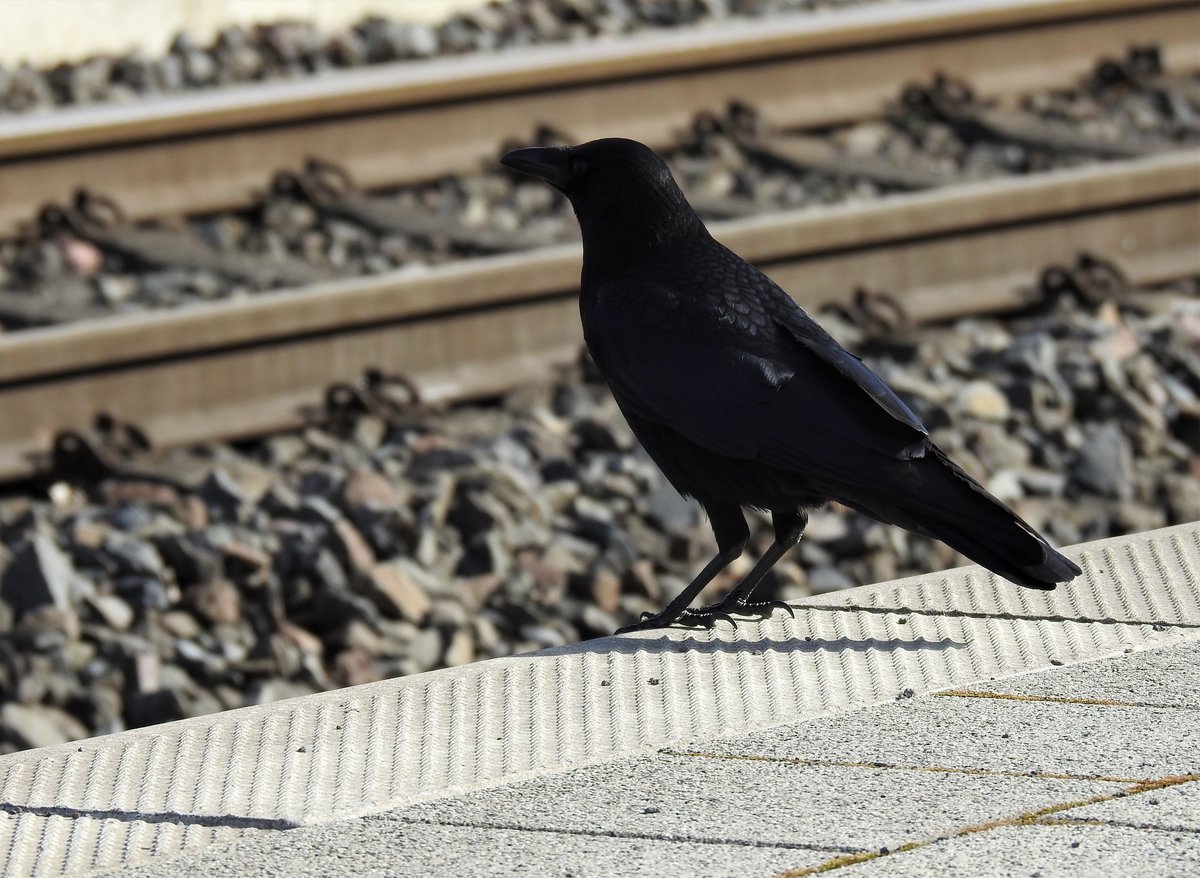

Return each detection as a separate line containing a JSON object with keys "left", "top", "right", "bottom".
{"left": 2, "top": 522, "right": 1198, "bottom": 877}
{"left": 110, "top": 639, "right": 1200, "bottom": 878}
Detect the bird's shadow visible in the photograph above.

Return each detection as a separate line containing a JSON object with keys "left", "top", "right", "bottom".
{"left": 539, "top": 633, "right": 968, "bottom": 657}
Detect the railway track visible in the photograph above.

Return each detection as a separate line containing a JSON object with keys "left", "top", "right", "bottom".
{"left": 0, "top": 0, "right": 1196, "bottom": 234}
{"left": 0, "top": 0, "right": 1196, "bottom": 481}
{"left": 0, "top": 151, "right": 1195, "bottom": 482}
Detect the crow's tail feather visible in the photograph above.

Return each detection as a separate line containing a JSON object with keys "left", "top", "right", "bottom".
{"left": 842, "top": 447, "right": 1081, "bottom": 590}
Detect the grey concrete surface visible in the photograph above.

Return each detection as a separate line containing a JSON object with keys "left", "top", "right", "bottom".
{"left": 99, "top": 816, "right": 821, "bottom": 878}
{"left": 1067, "top": 781, "right": 1200, "bottom": 832}
{"left": 395, "top": 754, "right": 1114, "bottom": 852}
{"left": 102, "top": 638, "right": 1200, "bottom": 877}
{"left": 846, "top": 825, "right": 1200, "bottom": 877}
{"left": 700, "top": 693, "right": 1199, "bottom": 779}
{"left": 965, "top": 639, "right": 1200, "bottom": 709}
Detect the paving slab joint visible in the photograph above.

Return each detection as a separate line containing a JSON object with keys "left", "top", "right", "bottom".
{"left": 774, "top": 772, "right": 1200, "bottom": 876}
{"left": 395, "top": 815, "right": 855, "bottom": 855}
{"left": 1038, "top": 816, "right": 1200, "bottom": 835}
{"left": 662, "top": 749, "right": 1141, "bottom": 785}
{"left": 935, "top": 689, "right": 1200, "bottom": 711}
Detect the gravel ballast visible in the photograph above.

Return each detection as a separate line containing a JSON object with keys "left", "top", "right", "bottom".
{"left": 0, "top": 0, "right": 882, "bottom": 115}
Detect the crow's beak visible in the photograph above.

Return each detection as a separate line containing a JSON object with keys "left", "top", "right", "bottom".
{"left": 500, "top": 146, "right": 572, "bottom": 190}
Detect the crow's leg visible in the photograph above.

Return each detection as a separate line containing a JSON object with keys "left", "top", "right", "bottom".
{"left": 615, "top": 502, "right": 748, "bottom": 634}
{"left": 687, "top": 510, "right": 807, "bottom": 622}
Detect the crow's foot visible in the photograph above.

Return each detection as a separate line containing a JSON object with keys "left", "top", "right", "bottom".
{"left": 614, "top": 599, "right": 794, "bottom": 635}
{"left": 686, "top": 599, "right": 797, "bottom": 624}
{"left": 675, "top": 608, "right": 739, "bottom": 629}
{"left": 614, "top": 607, "right": 732, "bottom": 634}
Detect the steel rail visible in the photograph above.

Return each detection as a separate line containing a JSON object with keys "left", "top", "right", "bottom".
{"left": 0, "top": 0, "right": 1196, "bottom": 236}
{"left": 0, "top": 150, "right": 1194, "bottom": 481}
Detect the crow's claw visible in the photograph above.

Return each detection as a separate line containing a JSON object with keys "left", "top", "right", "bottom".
{"left": 615, "top": 606, "right": 739, "bottom": 635}
{"left": 677, "top": 608, "right": 739, "bottom": 629}
{"left": 615, "top": 611, "right": 676, "bottom": 634}
{"left": 763, "top": 599, "right": 798, "bottom": 619}
{"left": 614, "top": 600, "right": 797, "bottom": 635}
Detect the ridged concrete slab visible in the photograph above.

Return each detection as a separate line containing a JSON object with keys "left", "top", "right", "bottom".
{"left": 801, "top": 522, "right": 1200, "bottom": 627}
{"left": 1, "top": 522, "right": 1198, "bottom": 877}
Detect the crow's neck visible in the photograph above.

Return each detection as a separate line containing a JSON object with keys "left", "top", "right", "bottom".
{"left": 577, "top": 203, "right": 707, "bottom": 286}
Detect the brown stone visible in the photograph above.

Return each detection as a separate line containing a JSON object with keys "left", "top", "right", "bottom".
{"left": 340, "top": 619, "right": 395, "bottom": 656}
{"left": 186, "top": 579, "right": 241, "bottom": 626}
{"left": 332, "top": 648, "right": 379, "bottom": 687}
{"left": 18, "top": 605, "right": 82, "bottom": 640}
{"left": 443, "top": 628, "right": 475, "bottom": 668}
{"left": 457, "top": 573, "right": 502, "bottom": 609}
{"left": 103, "top": 480, "right": 182, "bottom": 509}
{"left": 366, "top": 562, "right": 432, "bottom": 623}
{"left": 332, "top": 519, "right": 376, "bottom": 573}
{"left": 1, "top": 702, "right": 89, "bottom": 750}
{"left": 278, "top": 620, "right": 323, "bottom": 657}
{"left": 181, "top": 496, "right": 209, "bottom": 531}
{"left": 624, "top": 559, "right": 660, "bottom": 601}
{"left": 516, "top": 548, "right": 567, "bottom": 604}
{"left": 71, "top": 519, "right": 110, "bottom": 550}
{"left": 220, "top": 540, "right": 273, "bottom": 586}
{"left": 159, "top": 609, "right": 202, "bottom": 639}
{"left": 591, "top": 568, "right": 622, "bottom": 614}
{"left": 341, "top": 469, "right": 399, "bottom": 509}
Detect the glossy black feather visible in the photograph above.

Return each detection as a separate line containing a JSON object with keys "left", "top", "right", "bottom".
{"left": 513, "top": 138, "right": 1080, "bottom": 590}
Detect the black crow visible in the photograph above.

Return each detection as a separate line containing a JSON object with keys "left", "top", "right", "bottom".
{"left": 501, "top": 138, "right": 1080, "bottom": 633}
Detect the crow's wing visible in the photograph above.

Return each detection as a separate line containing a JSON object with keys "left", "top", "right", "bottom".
{"left": 769, "top": 293, "right": 928, "bottom": 441}
{"left": 583, "top": 275, "right": 929, "bottom": 475}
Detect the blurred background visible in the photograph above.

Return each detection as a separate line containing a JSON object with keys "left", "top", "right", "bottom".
{"left": 0, "top": 0, "right": 1196, "bottom": 753}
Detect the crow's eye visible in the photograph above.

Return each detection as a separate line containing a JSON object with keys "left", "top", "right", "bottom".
{"left": 571, "top": 157, "right": 588, "bottom": 176}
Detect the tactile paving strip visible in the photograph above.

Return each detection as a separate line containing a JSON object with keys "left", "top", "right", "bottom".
{"left": 1, "top": 523, "right": 1198, "bottom": 877}
{"left": 802, "top": 521, "right": 1200, "bottom": 627}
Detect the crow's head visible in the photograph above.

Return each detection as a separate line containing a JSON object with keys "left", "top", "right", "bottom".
{"left": 501, "top": 138, "right": 704, "bottom": 269}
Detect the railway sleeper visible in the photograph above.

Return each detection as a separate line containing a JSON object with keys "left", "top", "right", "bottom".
{"left": 46, "top": 371, "right": 425, "bottom": 490}
{"left": 0, "top": 285, "right": 110, "bottom": 327}
{"left": 279, "top": 158, "right": 565, "bottom": 254}
{"left": 691, "top": 103, "right": 949, "bottom": 191}
{"left": 904, "top": 72, "right": 1161, "bottom": 161}
{"left": 38, "top": 191, "right": 330, "bottom": 288}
